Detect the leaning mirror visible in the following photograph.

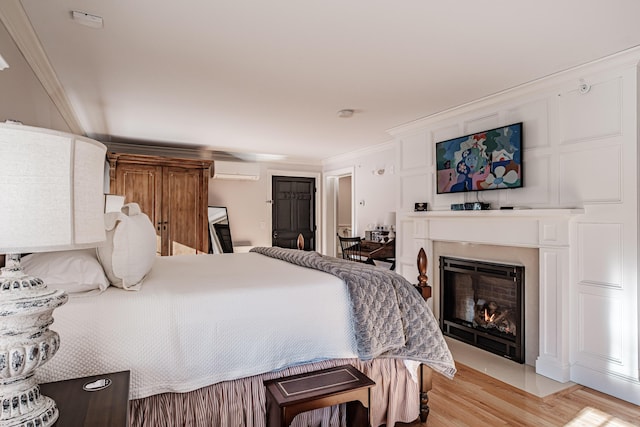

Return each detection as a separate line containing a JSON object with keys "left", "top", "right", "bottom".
{"left": 208, "top": 206, "right": 233, "bottom": 253}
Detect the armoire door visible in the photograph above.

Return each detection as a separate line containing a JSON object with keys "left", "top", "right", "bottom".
{"left": 163, "top": 166, "right": 207, "bottom": 255}
{"left": 114, "top": 163, "right": 164, "bottom": 254}
{"left": 108, "top": 152, "right": 211, "bottom": 256}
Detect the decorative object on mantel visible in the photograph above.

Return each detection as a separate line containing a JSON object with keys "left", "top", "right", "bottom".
{"left": 414, "top": 202, "right": 428, "bottom": 212}
{"left": 451, "top": 202, "right": 491, "bottom": 211}
{"left": 415, "top": 248, "right": 431, "bottom": 300}
{"left": 0, "top": 123, "right": 107, "bottom": 426}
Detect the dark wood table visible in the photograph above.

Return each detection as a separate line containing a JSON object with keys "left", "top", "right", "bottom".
{"left": 40, "top": 370, "right": 130, "bottom": 427}
{"left": 360, "top": 239, "right": 395, "bottom": 268}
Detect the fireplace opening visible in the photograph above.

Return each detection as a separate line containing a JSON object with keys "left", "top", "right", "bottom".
{"left": 440, "top": 256, "right": 524, "bottom": 363}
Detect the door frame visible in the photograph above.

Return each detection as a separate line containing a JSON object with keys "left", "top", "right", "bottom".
{"left": 267, "top": 169, "right": 322, "bottom": 251}
{"left": 322, "top": 166, "right": 355, "bottom": 257}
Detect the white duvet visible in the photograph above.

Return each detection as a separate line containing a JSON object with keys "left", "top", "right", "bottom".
{"left": 36, "top": 253, "right": 358, "bottom": 399}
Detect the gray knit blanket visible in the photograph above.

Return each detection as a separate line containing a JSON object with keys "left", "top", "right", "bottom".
{"left": 250, "top": 247, "right": 456, "bottom": 379}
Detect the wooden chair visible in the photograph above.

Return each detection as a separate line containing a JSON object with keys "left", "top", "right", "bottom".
{"left": 337, "top": 235, "right": 367, "bottom": 263}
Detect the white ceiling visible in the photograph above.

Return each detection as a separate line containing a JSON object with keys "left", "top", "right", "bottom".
{"left": 11, "top": 0, "right": 640, "bottom": 161}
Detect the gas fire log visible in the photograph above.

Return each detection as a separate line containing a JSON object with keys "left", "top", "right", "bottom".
{"left": 473, "top": 301, "right": 517, "bottom": 335}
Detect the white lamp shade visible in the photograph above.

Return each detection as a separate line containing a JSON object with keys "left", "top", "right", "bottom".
{"left": 385, "top": 211, "right": 396, "bottom": 227}
{"left": 0, "top": 123, "right": 107, "bottom": 253}
{"left": 105, "top": 194, "right": 126, "bottom": 213}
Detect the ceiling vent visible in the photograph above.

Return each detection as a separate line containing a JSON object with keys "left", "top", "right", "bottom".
{"left": 212, "top": 161, "right": 260, "bottom": 181}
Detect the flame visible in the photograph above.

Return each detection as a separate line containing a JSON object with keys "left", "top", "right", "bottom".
{"left": 484, "top": 309, "right": 495, "bottom": 323}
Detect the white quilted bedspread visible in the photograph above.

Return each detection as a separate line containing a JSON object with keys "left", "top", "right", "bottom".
{"left": 36, "top": 253, "right": 357, "bottom": 399}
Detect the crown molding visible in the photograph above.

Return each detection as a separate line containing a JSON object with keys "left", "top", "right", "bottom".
{"left": 322, "top": 140, "right": 394, "bottom": 166}
{"left": 387, "top": 45, "right": 640, "bottom": 137}
{"left": 0, "top": 0, "right": 84, "bottom": 135}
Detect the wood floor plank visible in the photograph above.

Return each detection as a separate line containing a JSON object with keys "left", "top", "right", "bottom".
{"left": 402, "top": 363, "right": 640, "bottom": 427}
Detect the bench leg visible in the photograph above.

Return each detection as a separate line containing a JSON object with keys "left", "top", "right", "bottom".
{"left": 346, "top": 401, "right": 370, "bottom": 427}
{"left": 265, "top": 394, "right": 281, "bottom": 427}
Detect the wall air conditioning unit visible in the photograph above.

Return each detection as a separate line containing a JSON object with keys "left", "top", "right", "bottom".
{"left": 212, "top": 161, "right": 260, "bottom": 181}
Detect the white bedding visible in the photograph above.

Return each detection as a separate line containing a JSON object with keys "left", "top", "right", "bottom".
{"left": 36, "top": 253, "right": 358, "bottom": 399}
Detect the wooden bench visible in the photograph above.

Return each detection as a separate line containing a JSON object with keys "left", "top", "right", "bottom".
{"left": 264, "top": 364, "right": 375, "bottom": 427}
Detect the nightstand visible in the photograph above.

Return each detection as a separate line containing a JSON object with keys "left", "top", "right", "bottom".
{"left": 40, "top": 370, "right": 130, "bottom": 427}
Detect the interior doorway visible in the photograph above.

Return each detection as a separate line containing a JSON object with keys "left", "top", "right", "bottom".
{"left": 323, "top": 167, "right": 355, "bottom": 258}
{"left": 336, "top": 175, "right": 353, "bottom": 256}
{"left": 271, "top": 175, "right": 316, "bottom": 250}
{"left": 267, "top": 169, "right": 321, "bottom": 251}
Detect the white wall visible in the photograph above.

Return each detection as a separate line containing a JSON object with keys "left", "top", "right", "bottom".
{"left": 0, "top": 20, "right": 79, "bottom": 268}
{"left": 323, "top": 142, "right": 397, "bottom": 238}
{"left": 390, "top": 49, "right": 640, "bottom": 405}
{"left": 0, "top": 21, "right": 69, "bottom": 131}
{"left": 208, "top": 161, "right": 322, "bottom": 249}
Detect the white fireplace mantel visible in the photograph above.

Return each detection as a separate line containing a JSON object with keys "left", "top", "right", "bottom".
{"left": 407, "top": 208, "right": 584, "bottom": 218}
{"left": 406, "top": 209, "right": 584, "bottom": 249}
{"left": 399, "top": 208, "right": 585, "bottom": 383}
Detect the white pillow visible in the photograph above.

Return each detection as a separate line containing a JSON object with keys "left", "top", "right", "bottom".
{"left": 96, "top": 203, "right": 157, "bottom": 290}
{"left": 20, "top": 249, "right": 110, "bottom": 296}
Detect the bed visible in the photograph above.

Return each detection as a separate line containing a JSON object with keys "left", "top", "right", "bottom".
{"left": 21, "top": 206, "right": 455, "bottom": 426}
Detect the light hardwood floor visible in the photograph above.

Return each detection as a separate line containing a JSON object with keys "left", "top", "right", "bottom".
{"left": 406, "top": 363, "right": 640, "bottom": 426}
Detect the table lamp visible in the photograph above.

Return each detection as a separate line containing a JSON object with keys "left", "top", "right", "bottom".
{"left": 104, "top": 194, "right": 125, "bottom": 213}
{"left": 0, "top": 123, "right": 106, "bottom": 426}
{"left": 385, "top": 211, "right": 396, "bottom": 239}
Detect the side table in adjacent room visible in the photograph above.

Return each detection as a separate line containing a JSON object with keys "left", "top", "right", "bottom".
{"left": 39, "top": 370, "right": 130, "bottom": 427}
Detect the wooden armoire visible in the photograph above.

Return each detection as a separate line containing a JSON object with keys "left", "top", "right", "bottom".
{"left": 107, "top": 153, "right": 213, "bottom": 256}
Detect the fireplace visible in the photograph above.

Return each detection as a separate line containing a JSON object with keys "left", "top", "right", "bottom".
{"left": 401, "top": 209, "right": 582, "bottom": 381}
{"left": 440, "top": 256, "right": 525, "bottom": 363}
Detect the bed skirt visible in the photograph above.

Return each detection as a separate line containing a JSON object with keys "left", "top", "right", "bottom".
{"left": 129, "top": 358, "right": 421, "bottom": 427}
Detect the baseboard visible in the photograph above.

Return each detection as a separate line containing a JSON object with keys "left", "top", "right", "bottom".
{"left": 571, "top": 365, "right": 640, "bottom": 406}
{"left": 535, "top": 356, "right": 571, "bottom": 383}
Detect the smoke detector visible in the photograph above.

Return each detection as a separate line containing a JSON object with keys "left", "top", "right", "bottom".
{"left": 337, "top": 109, "right": 355, "bottom": 118}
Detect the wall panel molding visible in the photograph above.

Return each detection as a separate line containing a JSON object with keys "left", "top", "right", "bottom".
{"left": 577, "top": 223, "right": 623, "bottom": 289}
{"left": 463, "top": 114, "right": 499, "bottom": 135}
{"left": 398, "top": 132, "right": 429, "bottom": 171}
{"left": 559, "top": 144, "right": 622, "bottom": 204}
{"left": 399, "top": 173, "right": 429, "bottom": 212}
{"left": 559, "top": 77, "right": 623, "bottom": 145}
{"left": 505, "top": 99, "right": 550, "bottom": 149}
{"left": 504, "top": 152, "right": 553, "bottom": 207}
{"left": 577, "top": 292, "right": 624, "bottom": 364}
